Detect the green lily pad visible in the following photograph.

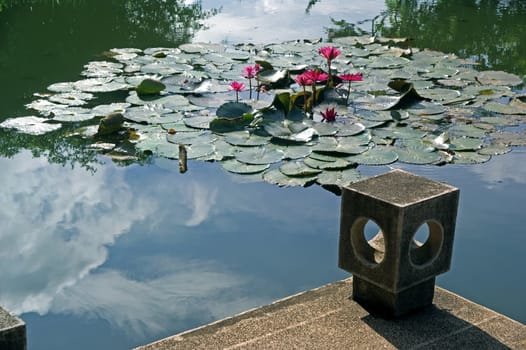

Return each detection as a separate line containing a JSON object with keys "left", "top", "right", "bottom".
{"left": 448, "top": 124, "right": 487, "bottom": 138}
{"left": 183, "top": 116, "right": 215, "bottom": 129}
{"left": 52, "top": 108, "right": 97, "bottom": 122}
{"left": 347, "top": 146, "right": 399, "bottom": 165}
{"left": 123, "top": 106, "right": 175, "bottom": 124}
{"left": 136, "top": 78, "right": 166, "bottom": 95}
{"left": 216, "top": 102, "right": 253, "bottom": 119}
{"left": 262, "top": 168, "right": 317, "bottom": 187}
{"left": 279, "top": 161, "right": 322, "bottom": 177}
{"left": 304, "top": 157, "right": 353, "bottom": 170}
{"left": 221, "top": 159, "right": 269, "bottom": 174}
{"left": 0, "top": 116, "right": 61, "bottom": 135}
{"left": 47, "top": 82, "right": 76, "bottom": 93}
{"left": 236, "top": 147, "right": 284, "bottom": 165}
{"left": 394, "top": 147, "right": 442, "bottom": 164}
{"left": 74, "top": 77, "right": 129, "bottom": 92}
{"left": 476, "top": 71, "right": 523, "bottom": 86}
{"left": 267, "top": 143, "right": 312, "bottom": 159}
{"left": 477, "top": 145, "right": 512, "bottom": 156}
{"left": 264, "top": 120, "right": 317, "bottom": 143}
{"left": 49, "top": 91, "right": 94, "bottom": 106}
{"left": 224, "top": 131, "right": 269, "bottom": 146}
{"left": 316, "top": 168, "right": 364, "bottom": 187}
{"left": 452, "top": 151, "right": 491, "bottom": 164}
{"left": 483, "top": 101, "right": 526, "bottom": 115}
{"left": 166, "top": 130, "right": 207, "bottom": 145}
{"left": 450, "top": 137, "right": 483, "bottom": 151}
{"left": 92, "top": 103, "right": 130, "bottom": 116}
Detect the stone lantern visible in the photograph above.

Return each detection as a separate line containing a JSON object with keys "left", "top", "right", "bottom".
{"left": 339, "top": 169, "right": 460, "bottom": 317}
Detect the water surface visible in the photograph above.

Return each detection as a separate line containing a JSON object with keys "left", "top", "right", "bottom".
{"left": 0, "top": 1, "right": 525, "bottom": 349}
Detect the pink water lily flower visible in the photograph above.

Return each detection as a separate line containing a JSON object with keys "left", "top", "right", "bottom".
{"left": 338, "top": 72, "right": 363, "bottom": 105}
{"left": 319, "top": 46, "right": 341, "bottom": 61}
{"left": 339, "top": 73, "right": 363, "bottom": 82}
{"left": 242, "top": 64, "right": 261, "bottom": 99}
{"left": 321, "top": 107, "right": 337, "bottom": 122}
{"left": 242, "top": 65, "right": 259, "bottom": 79}
{"left": 295, "top": 73, "right": 313, "bottom": 87}
{"left": 303, "top": 69, "right": 329, "bottom": 83}
{"left": 230, "top": 81, "right": 245, "bottom": 102}
{"left": 319, "top": 46, "right": 341, "bottom": 86}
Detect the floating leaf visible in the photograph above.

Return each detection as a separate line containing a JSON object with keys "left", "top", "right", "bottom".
{"left": 0, "top": 116, "right": 61, "bottom": 135}
{"left": 236, "top": 147, "right": 284, "bottom": 164}
{"left": 347, "top": 146, "right": 399, "bottom": 165}
{"left": 476, "top": 71, "right": 523, "bottom": 86}
{"left": 136, "top": 78, "right": 166, "bottom": 95}
{"left": 92, "top": 103, "right": 130, "bottom": 116}
{"left": 450, "top": 137, "right": 483, "bottom": 151}
{"left": 52, "top": 108, "right": 97, "bottom": 122}
{"left": 47, "top": 82, "right": 76, "bottom": 93}
{"left": 49, "top": 91, "right": 94, "bottom": 106}
{"left": 183, "top": 116, "right": 215, "bottom": 129}
{"left": 74, "top": 77, "right": 129, "bottom": 92}
{"left": 166, "top": 131, "right": 206, "bottom": 145}
{"left": 279, "top": 161, "right": 322, "bottom": 177}
{"left": 209, "top": 114, "right": 254, "bottom": 133}
{"left": 452, "top": 151, "right": 491, "bottom": 164}
{"left": 123, "top": 106, "right": 177, "bottom": 124}
{"left": 264, "top": 120, "right": 317, "bottom": 143}
{"left": 224, "top": 131, "right": 269, "bottom": 146}
{"left": 448, "top": 125, "right": 487, "bottom": 138}
{"left": 267, "top": 143, "right": 311, "bottom": 159}
{"left": 221, "top": 159, "right": 269, "bottom": 174}
{"left": 216, "top": 102, "right": 252, "bottom": 119}
{"left": 316, "top": 168, "right": 363, "bottom": 187}
{"left": 478, "top": 145, "right": 512, "bottom": 156}
{"left": 394, "top": 147, "right": 442, "bottom": 164}
{"left": 262, "top": 168, "right": 317, "bottom": 187}
{"left": 483, "top": 101, "right": 526, "bottom": 115}
{"left": 304, "top": 157, "right": 353, "bottom": 170}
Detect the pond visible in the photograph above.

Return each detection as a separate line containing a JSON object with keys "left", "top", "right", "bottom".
{"left": 1, "top": 1, "right": 525, "bottom": 349}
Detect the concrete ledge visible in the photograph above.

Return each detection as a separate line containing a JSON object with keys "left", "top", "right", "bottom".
{"left": 0, "top": 305, "right": 26, "bottom": 350}
{"left": 137, "top": 278, "right": 526, "bottom": 350}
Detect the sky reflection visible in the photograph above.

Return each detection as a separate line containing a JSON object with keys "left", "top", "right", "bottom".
{"left": 0, "top": 151, "right": 346, "bottom": 348}
{"left": 195, "top": 0, "right": 386, "bottom": 43}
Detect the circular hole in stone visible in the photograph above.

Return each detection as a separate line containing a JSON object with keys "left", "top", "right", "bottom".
{"left": 351, "top": 217, "right": 385, "bottom": 265}
{"left": 413, "top": 224, "right": 430, "bottom": 247}
{"left": 410, "top": 220, "right": 444, "bottom": 267}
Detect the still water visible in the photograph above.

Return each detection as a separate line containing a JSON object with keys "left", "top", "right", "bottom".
{"left": 1, "top": 1, "right": 525, "bottom": 349}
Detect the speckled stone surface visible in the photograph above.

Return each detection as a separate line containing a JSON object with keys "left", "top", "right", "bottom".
{"left": 136, "top": 278, "right": 526, "bottom": 350}
{"left": 0, "top": 305, "right": 26, "bottom": 350}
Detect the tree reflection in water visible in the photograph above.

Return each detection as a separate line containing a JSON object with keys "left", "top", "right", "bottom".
{"left": 330, "top": 0, "right": 526, "bottom": 75}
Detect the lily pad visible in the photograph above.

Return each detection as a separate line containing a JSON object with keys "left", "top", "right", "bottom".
{"left": 262, "top": 168, "right": 317, "bottom": 187}
{"left": 483, "top": 101, "right": 526, "bottom": 115}
{"left": 0, "top": 116, "right": 61, "bottom": 135}
{"left": 478, "top": 145, "right": 512, "bottom": 156}
{"left": 279, "top": 161, "right": 322, "bottom": 177}
{"left": 264, "top": 120, "right": 317, "bottom": 143}
{"left": 224, "top": 131, "right": 269, "bottom": 146}
{"left": 136, "top": 78, "right": 166, "bottom": 95}
{"left": 452, "top": 151, "right": 491, "bottom": 164}
{"left": 236, "top": 147, "right": 284, "bottom": 165}
{"left": 316, "top": 168, "right": 364, "bottom": 187}
{"left": 304, "top": 157, "right": 353, "bottom": 170}
{"left": 221, "top": 159, "right": 269, "bottom": 174}
{"left": 476, "top": 71, "right": 523, "bottom": 86}
{"left": 216, "top": 102, "right": 253, "bottom": 119}
{"left": 394, "top": 147, "right": 442, "bottom": 164}
{"left": 347, "top": 146, "right": 399, "bottom": 165}
{"left": 183, "top": 116, "right": 215, "bottom": 129}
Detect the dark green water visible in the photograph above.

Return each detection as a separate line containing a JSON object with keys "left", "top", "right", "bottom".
{"left": 0, "top": 1, "right": 525, "bottom": 349}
